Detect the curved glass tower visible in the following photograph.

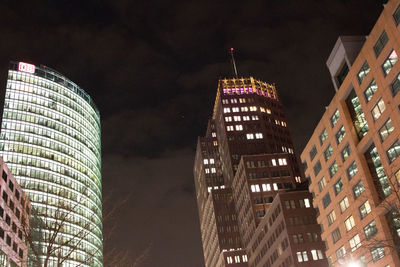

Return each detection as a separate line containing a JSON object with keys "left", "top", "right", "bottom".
{"left": 0, "top": 62, "right": 102, "bottom": 266}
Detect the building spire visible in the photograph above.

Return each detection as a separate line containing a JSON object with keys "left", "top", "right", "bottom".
{"left": 229, "top": 47, "right": 238, "bottom": 78}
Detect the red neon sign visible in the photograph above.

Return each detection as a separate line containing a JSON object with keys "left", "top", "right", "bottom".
{"left": 18, "top": 62, "right": 35, "bottom": 74}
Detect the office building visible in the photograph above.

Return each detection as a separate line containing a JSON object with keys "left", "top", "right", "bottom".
{"left": 0, "top": 62, "right": 103, "bottom": 266}
{"left": 194, "top": 77, "right": 327, "bottom": 266}
{"left": 0, "top": 157, "right": 30, "bottom": 267}
{"left": 301, "top": 0, "right": 400, "bottom": 266}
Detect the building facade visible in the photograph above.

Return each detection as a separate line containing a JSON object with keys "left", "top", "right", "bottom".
{"left": 301, "top": 0, "right": 400, "bottom": 266}
{"left": 0, "top": 62, "right": 103, "bottom": 266}
{"left": 194, "top": 77, "right": 327, "bottom": 267}
{"left": 0, "top": 157, "right": 30, "bottom": 267}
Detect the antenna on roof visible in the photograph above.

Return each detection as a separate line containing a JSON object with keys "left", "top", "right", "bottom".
{"left": 229, "top": 47, "right": 238, "bottom": 78}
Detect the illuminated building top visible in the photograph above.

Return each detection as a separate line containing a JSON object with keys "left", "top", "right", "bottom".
{"left": 213, "top": 77, "right": 278, "bottom": 119}
{"left": 11, "top": 61, "right": 99, "bottom": 118}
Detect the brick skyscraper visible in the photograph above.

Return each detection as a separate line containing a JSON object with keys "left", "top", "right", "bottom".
{"left": 194, "top": 77, "right": 328, "bottom": 266}
{"left": 301, "top": 0, "right": 400, "bottom": 266}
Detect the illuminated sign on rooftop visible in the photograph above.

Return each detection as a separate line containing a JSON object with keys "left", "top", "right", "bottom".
{"left": 18, "top": 62, "right": 35, "bottom": 74}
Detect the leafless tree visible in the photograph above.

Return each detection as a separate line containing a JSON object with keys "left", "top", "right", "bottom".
{"left": 10, "top": 191, "right": 148, "bottom": 267}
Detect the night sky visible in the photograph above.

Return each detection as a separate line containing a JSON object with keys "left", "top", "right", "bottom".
{"left": 0, "top": 1, "right": 385, "bottom": 266}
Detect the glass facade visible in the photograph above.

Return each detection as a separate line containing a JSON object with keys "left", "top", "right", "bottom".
{"left": 0, "top": 62, "right": 102, "bottom": 266}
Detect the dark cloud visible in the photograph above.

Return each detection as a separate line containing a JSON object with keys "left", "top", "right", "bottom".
{"left": 0, "top": 0, "right": 385, "bottom": 265}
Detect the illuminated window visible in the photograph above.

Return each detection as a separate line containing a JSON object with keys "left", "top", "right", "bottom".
{"left": 250, "top": 184, "right": 260, "bottom": 192}
{"left": 302, "top": 251, "right": 308, "bottom": 261}
{"left": 358, "top": 61, "right": 370, "bottom": 83}
{"left": 271, "top": 159, "right": 277, "bottom": 166}
{"left": 235, "top": 125, "right": 243, "bottom": 131}
{"left": 311, "top": 250, "right": 318, "bottom": 261}
{"left": 387, "top": 140, "right": 400, "bottom": 163}
{"left": 331, "top": 110, "right": 340, "bottom": 127}
{"left": 255, "top": 133, "right": 263, "bottom": 139}
{"left": 396, "top": 169, "right": 400, "bottom": 185}
{"left": 225, "top": 116, "right": 232, "bottom": 122}
{"left": 336, "top": 246, "right": 346, "bottom": 260}
{"left": 246, "top": 134, "right": 254, "bottom": 140}
{"left": 371, "top": 99, "right": 386, "bottom": 120}
{"left": 273, "top": 183, "right": 278, "bottom": 190}
{"left": 364, "top": 220, "right": 378, "bottom": 239}
{"left": 341, "top": 144, "right": 352, "bottom": 161}
{"left": 371, "top": 246, "right": 385, "bottom": 262}
{"left": 278, "top": 158, "right": 287, "bottom": 166}
{"left": 364, "top": 80, "right": 378, "bottom": 102}
{"left": 297, "top": 251, "right": 309, "bottom": 262}
{"left": 296, "top": 252, "right": 303, "bottom": 262}
{"left": 379, "top": 119, "right": 394, "bottom": 141}
{"left": 232, "top": 107, "right": 239, "bottom": 112}
{"left": 234, "top": 255, "right": 240, "bottom": 263}
{"left": 339, "top": 197, "right": 350, "bottom": 213}
{"left": 231, "top": 98, "right": 237, "bottom": 103}
{"left": 318, "top": 177, "right": 326, "bottom": 192}
{"left": 349, "top": 234, "right": 361, "bottom": 251}
{"left": 359, "top": 200, "right": 371, "bottom": 218}
{"left": 329, "top": 161, "right": 338, "bottom": 178}
{"left": 233, "top": 116, "right": 241, "bottom": 121}
{"left": 243, "top": 116, "right": 250, "bottom": 121}
{"left": 251, "top": 115, "right": 259, "bottom": 120}
{"left": 262, "top": 184, "right": 267, "bottom": 191}
{"left": 382, "top": 50, "right": 398, "bottom": 76}
{"left": 223, "top": 107, "right": 231, "bottom": 113}
{"left": 226, "top": 126, "right": 234, "bottom": 131}
{"left": 241, "top": 107, "right": 248, "bottom": 112}
{"left": 319, "top": 129, "right": 328, "bottom": 145}
{"left": 242, "top": 255, "right": 248, "bottom": 262}
{"left": 324, "top": 145, "right": 333, "bottom": 161}
{"left": 211, "top": 132, "right": 216, "bottom": 137}
{"left": 211, "top": 168, "right": 216, "bottom": 173}
{"left": 222, "top": 99, "right": 229, "bottom": 104}
{"left": 209, "top": 158, "right": 214, "bottom": 164}
{"left": 205, "top": 168, "right": 210, "bottom": 174}
{"left": 327, "top": 210, "right": 336, "bottom": 225}
{"left": 353, "top": 181, "right": 365, "bottom": 199}
{"left": 266, "top": 108, "right": 271, "bottom": 114}
{"left": 304, "top": 198, "right": 311, "bottom": 208}
{"left": 336, "top": 126, "right": 346, "bottom": 144}
{"left": 334, "top": 178, "right": 344, "bottom": 195}
{"left": 249, "top": 106, "right": 257, "bottom": 111}
{"left": 203, "top": 159, "right": 208, "bottom": 165}
{"left": 345, "top": 215, "right": 355, "bottom": 231}
{"left": 347, "top": 161, "right": 358, "bottom": 180}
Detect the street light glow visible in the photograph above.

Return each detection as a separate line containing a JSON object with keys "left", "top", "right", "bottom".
{"left": 348, "top": 261, "right": 362, "bottom": 267}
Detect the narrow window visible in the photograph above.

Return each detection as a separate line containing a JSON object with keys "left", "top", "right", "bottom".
{"left": 373, "top": 31, "right": 389, "bottom": 57}
{"left": 358, "top": 61, "right": 370, "bottom": 83}
{"left": 382, "top": 50, "right": 398, "bottom": 76}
